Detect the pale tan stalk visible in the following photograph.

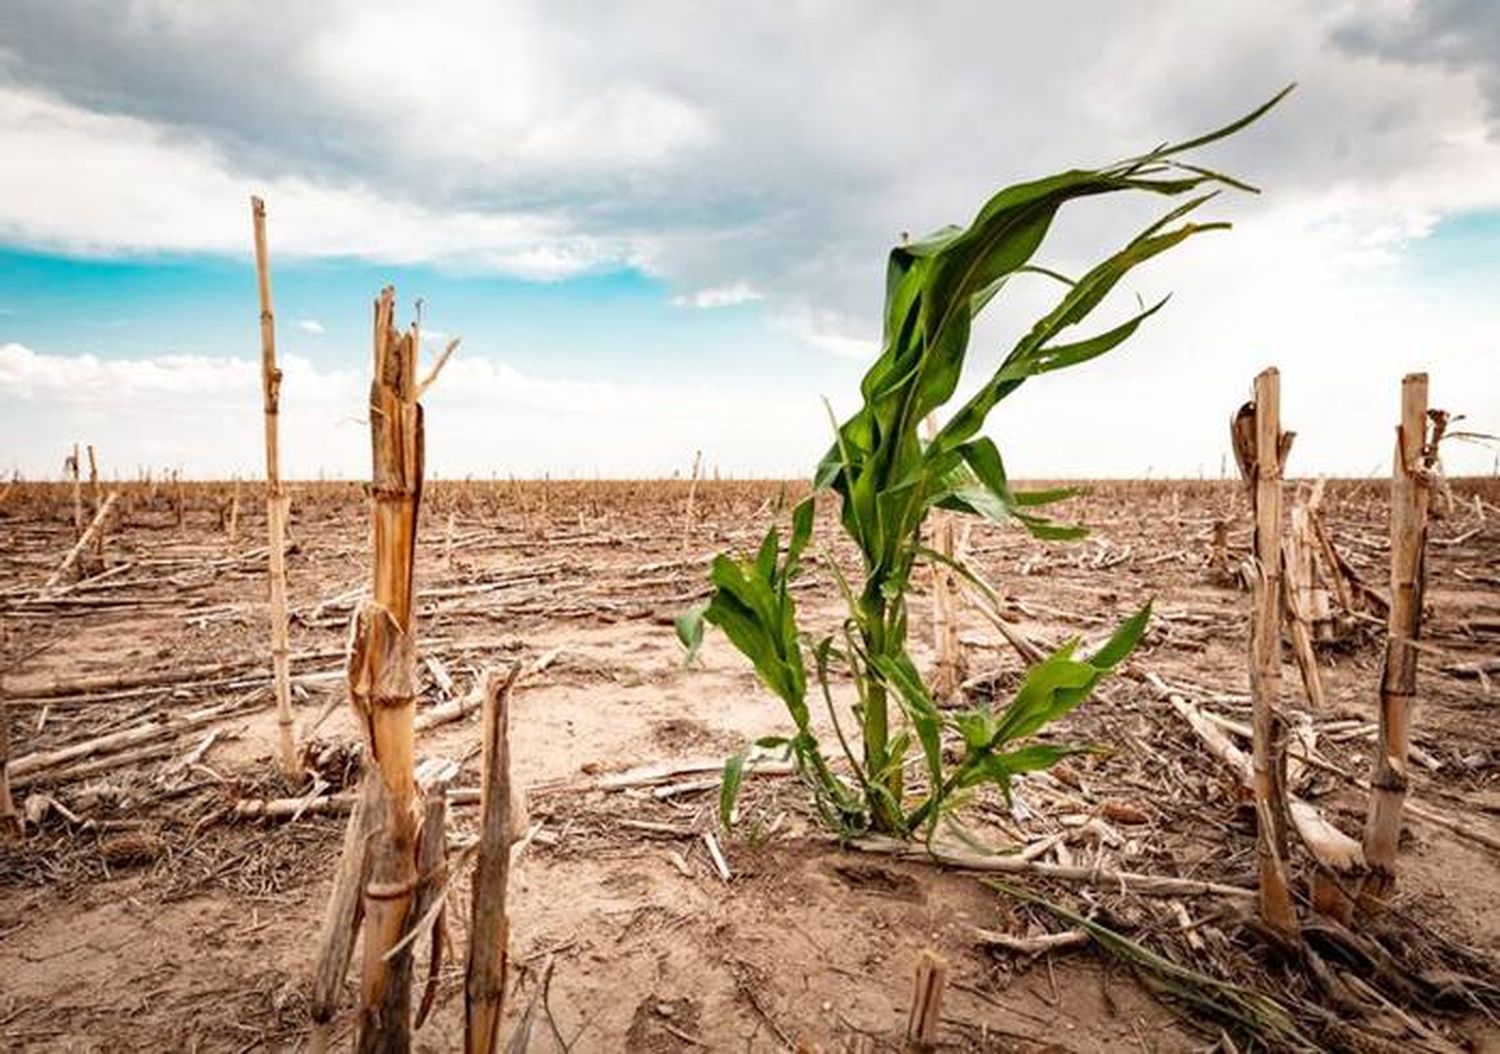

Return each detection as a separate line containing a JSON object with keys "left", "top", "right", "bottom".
{"left": 1361, "top": 373, "right": 1433, "bottom": 906}
{"left": 0, "top": 701, "right": 17, "bottom": 839}
{"left": 924, "top": 416, "right": 962, "bottom": 699}
{"left": 930, "top": 510, "right": 962, "bottom": 700}
{"left": 44, "top": 492, "right": 117, "bottom": 591}
{"left": 466, "top": 667, "right": 519, "bottom": 1053}
{"left": 905, "top": 950, "right": 948, "bottom": 1052}
{"left": 347, "top": 286, "right": 454, "bottom": 1051}
{"left": 682, "top": 449, "right": 701, "bottom": 547}
{"left": 227, "top": 476, "right": 241, "bottom": 544}
{"left": 86, "top": 444, "right": 102, "bottom": 568}
{"left": 68, "top": 442, "right": 83, "bottom": 538}
{"left": 309, "top": 770, "right": 378, "bottom": 1048}
{"left": 1241, "top": 368, "right": 1298, "bottom": 938}
{"left": 251, "top": 195, "right": 299, "bottom": 780}
{"left": 1282, "top": 497, "right": 1327, "bottom": 710}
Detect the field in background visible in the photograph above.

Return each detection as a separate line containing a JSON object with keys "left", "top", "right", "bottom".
{"left": 2, "top": 478, "right": 1498, "bottom": 1050}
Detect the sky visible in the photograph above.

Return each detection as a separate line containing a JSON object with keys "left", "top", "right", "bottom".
{"left": 0, "top": 0, "right": 1497, "bottom": 480}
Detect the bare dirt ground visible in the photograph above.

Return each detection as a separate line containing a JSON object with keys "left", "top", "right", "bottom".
{"left": 1, "top": 477, "right": 1497, "bottom": 1052}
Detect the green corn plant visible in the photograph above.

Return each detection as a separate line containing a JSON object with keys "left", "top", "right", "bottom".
{"left": 682, "top": 89, "right": 1289, "bottom": 839}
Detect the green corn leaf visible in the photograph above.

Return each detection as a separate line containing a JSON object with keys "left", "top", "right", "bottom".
{"left": 786, "top": 496, "right": 816, "bottom": 575}
{"left": 754, "top": 525, "right": 779, "bottom": 581}
{"left": 886, "top": 730, "right": 912, "bottom": 771}
{"left": 993, "top": 743, "right": 1092, "bottom": 773}
{"left": 703, "top": 563, "right": 807, "bottom": 718}
{"left": 932, "top": 485, "right": 1010, "bottom": 525}
{"left": 957, "top": 436, "right": 1009, "bottom": 498}
{"left": 1154, "top": 82, "right": 1293, "bottom": 156}
{"left": 675, "top": 602, "right": 707, "bottom": 665}
{"left": 1013, "top": 511, "right": 1088, "bottom": 541}
{"left": 1090, "top": 601, "right": 1153, "bottom": 669}
{"left": 991, "top": 646, "right": 1100, "bottom": 746}
{"left": 956, "top": 707, "right": 998, "bottom": 753}
{"left": 1013, "top": 485, "right": 1086, "bottom": 507}
{"left": 720, "top": 751, "right": 746, "bottom": 830}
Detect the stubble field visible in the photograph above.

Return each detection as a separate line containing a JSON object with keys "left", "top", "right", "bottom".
{"left": 1, "top": 477, "right": 1497, "bottom": 1052}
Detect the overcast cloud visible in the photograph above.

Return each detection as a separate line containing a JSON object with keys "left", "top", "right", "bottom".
{"left": 1, "top": 0, "right": 1496, "bottom": 477}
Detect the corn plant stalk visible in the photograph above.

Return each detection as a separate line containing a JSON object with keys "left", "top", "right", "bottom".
{"left": 309, "top": 769, "right": 379, "bottom": 1052}
{"left": 348, "top": 286, "right": 431, "bottom": 1051}
{"left": 44, "top": 491, "right": 117, "bottom": 591}
{"left": 1361, "top": 372, "right": 1433, "bottom": 906}
{"left": 905, "top": 949, "right": 948, "bottom": 1052}
{"left": 1241, "top": 368, "right": 1299, "bottom": 938}
{"left": 251, "top": 195, "right": 299, "bottom": 781}
{"left": 683, "top": 448, "right": 701, "bottom": 547}
{"left": 86, "top": 444, "right": 102, "bottom": 568}
{"left": 693, "top": 89, "right": 1289, "bottom": 840}
{"left": 227, "top": 476, "right": 241, "bottom": 544}
{"left": 410, "top": 768, "right": 452, "bottom": 1031}
{"left": 466, "top": 666, "right": 519, "bottom": 1054}
{"left": 68, "top": 442, "right": 82, "bottom": 539}
{"left": 1282, "top": 501, "right": 1326, "bottom": 710}
{"left": 930, "top": 509, "right": 962, "bottom": 701}
{"left": 925, "top": 418, "right": 963, "bottom": 701}
{"left": 0, "top": 701, "right": 17, "bottom": 839}
{"left": 86, "top": 444, "right": 99, "bottom": 512}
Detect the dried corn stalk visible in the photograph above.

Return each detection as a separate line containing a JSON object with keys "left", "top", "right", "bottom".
{"left": 343, "top": 287, "right": 457, "bottom": 1050}
{"left": 466, "top": 666, "right": 520, "bottom": 1054}
{"left": 1234, "top": 368, "right": 1298, "bottom": 940}
{"left": 0, "top": 702, "right": 18, "bottom": 838}
{"left": 1361, "top": 373, "right": 1437, "bottom": 907}
{"left": 251, "top": 196, "right": 299, "bottom": 780}
{"left": 924, "top": 416, "right": 965, "bottom": 703}
{"left": 1282, "top": 490, "right": 1327, "bottom": 711}
{"left": 347, "top": 287, "right": 425, "bottom": 1049}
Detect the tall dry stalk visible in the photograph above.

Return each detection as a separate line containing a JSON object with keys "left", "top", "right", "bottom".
{"left": 346, "top": 286, "right": 453, "bottom": 1050}
{"left": 924, "top": 418, "right": 963, "bottom": 701}
{"left": 251, "top": 195, "right": 299, "bottom": 781}
{"left": 87, "top": 445, "right": 103, "bottom": 570}
{"left": 45, "top": 492, "right": 118, "bottom": 590}
{"left": 1282, "top": 492, "right": 1326, "bottom": 710}
{"left": 309, "top": 771, "right": 378, "bottom": 1053}
{"left": 1361, "top": 372, "right": 1434, "bottom": 906}
{"left": 87, "top": 444, "right": 99, "bottom": 511}
{"left": 682, "top": 449, "right": 701, "bottom": 547}
{"left": 930, "top": 510, "right": 962, "bottom": 700}
{"left": 68, "top": 442, "right": 83, "bottom": 537}
{"left": 0, "top": 701, "right": 17, "bottom": 839}
{"left": 1237, "top": 368, "right": 1299, "bottom": 938}
{"left": 466, "top": 667, "right": 519, "bottom": 1053}
{"left": 227, "top": 476, "right": 241, "bottom": 544}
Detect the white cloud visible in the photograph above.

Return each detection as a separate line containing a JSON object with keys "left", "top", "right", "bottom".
{"left": 777, "top": 307, "right": 878, "bottom": 360}
{"left": 0, "top": 342, "right": 827, "bottom": 478}
{"left": 304, "top": 6, "right": 713, "bottom": 171}
{"left": 671, "top": 283, "right": 763, "bottom": 309}
{"left": 0, "top": 86, "right": 624, "bottom": 279}
{"left": 1, "top": 1, "right": 1499, "bottom": 476}
{"left": 296, "top": 318, "right": 325, "bottom": 335}
{"left": 805, "top": 332, "right": 878, "bottom": 361}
